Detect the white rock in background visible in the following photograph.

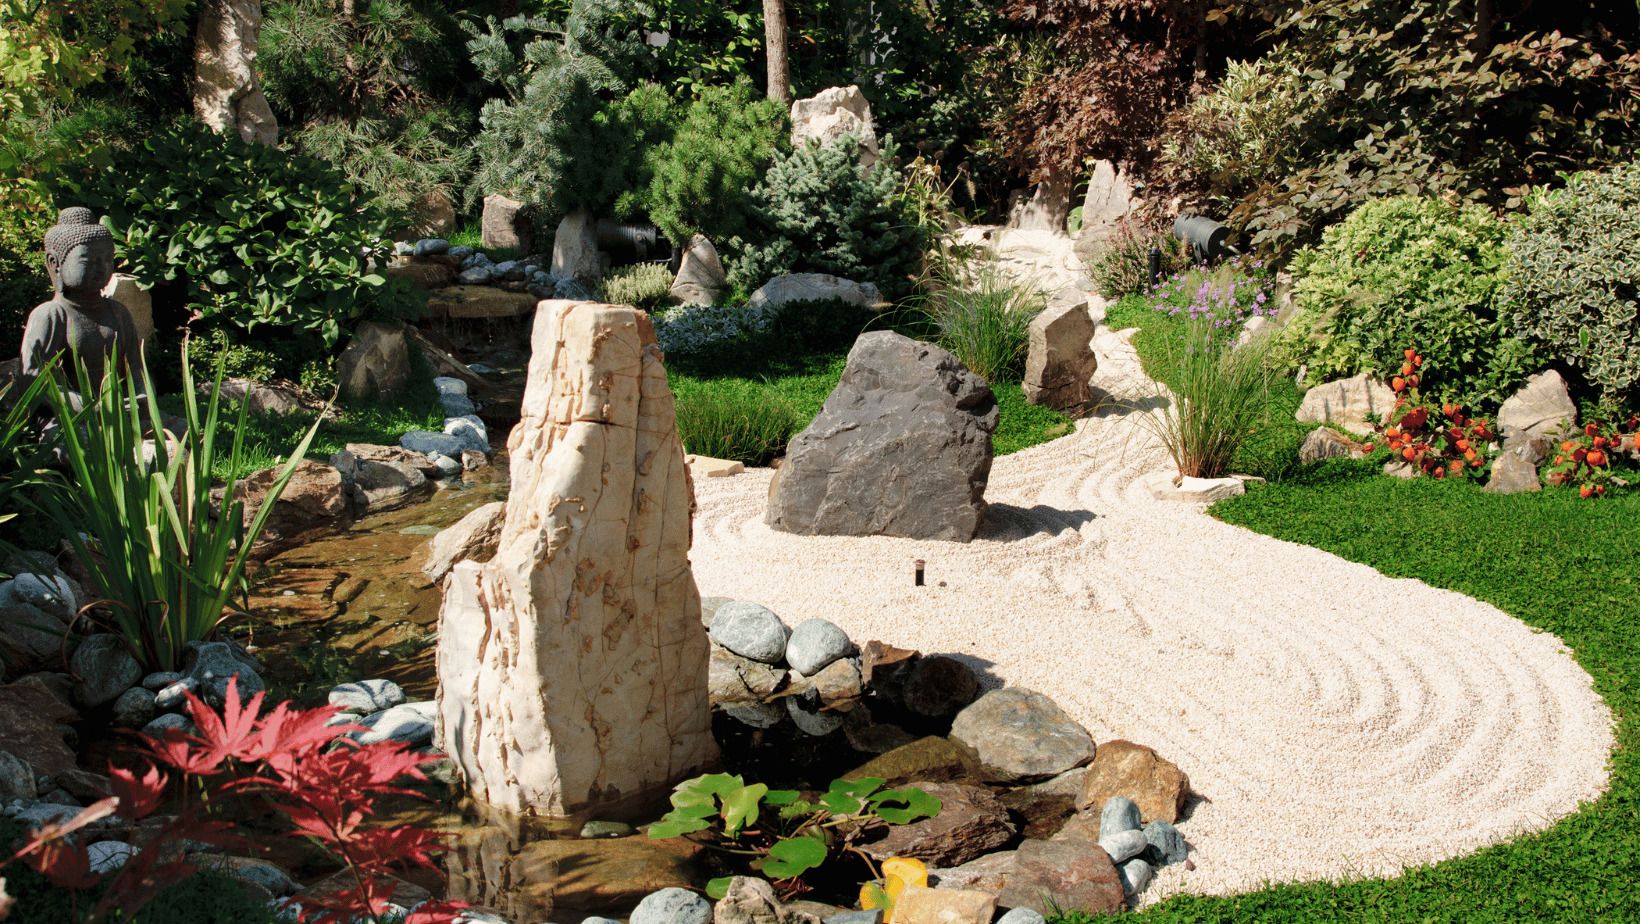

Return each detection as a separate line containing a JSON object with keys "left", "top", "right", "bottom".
{"left": 747, "top": 273, "right": 880, "bottom": 311}
{"left": 1497, "top": 370, "right": 1577, "bottom": 449}
{"left": 790, "top": 85, "right": 879, "bottom": 166}
{"left": 551, "top": 208, "right": 602, "bottom": 283}
{"left": 1295, "top": 373, "right": 1396, "bottom": 436}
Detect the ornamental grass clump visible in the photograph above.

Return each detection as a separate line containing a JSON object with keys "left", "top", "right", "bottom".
{"left": 32, "top": 349, "right": 323, "bottom": 673}
{"left": 1144, "top": 312, "right": 1278, "bottom": 481}
{"left": 916, "top": 265, "right": 1043, "bottom": 384}
{"left": 673, "top": 386, "right": 804, "bottom": 466}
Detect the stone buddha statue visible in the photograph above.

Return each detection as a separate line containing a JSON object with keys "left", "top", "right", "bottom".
{"left": 21, "top": 207, "right": 146, "bottom": 404}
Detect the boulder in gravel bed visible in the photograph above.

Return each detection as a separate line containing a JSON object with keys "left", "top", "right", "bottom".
{"left": 767, "top": 332, "right": 997, "bottom": 542}
{"left": 995, "top": 838, "right": 1125, "bottom": 917}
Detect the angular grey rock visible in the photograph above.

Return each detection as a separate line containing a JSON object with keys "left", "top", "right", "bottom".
{"left": 767, "top": 332, "right": 998, "bottom": 542}
{"left": 996, "top": 910, "right": 1047, "bottom": 924}
{"left": 859, "top": 782, "right": 1015, "bottom": 867}
{"left": 1098, "top": 828, "right": 1149, "bottom": 864}
{"left": 87, "top": 840, "right": 135, "bottom": 873}
{"left": 1498, "top": 370, "right": 1577, "bottom": 449}
{"left": 1299, "top": 427, "right": 1366, "bottom": 464}
{"left": 429, "top": 452, "right": 462, "bottom": 479}
{"left": 670, "top": 234, "right": 726, "bottom": 306}
{"left": 1007, "top": 166, "right": 1074, "bottom": 233}
{"left": 713, "top": 876, "right": 785, "bottom": 924}
{"left": 71, "top": 635, "right": 143, "bottom": 708}
{"left": 0, "top": 750, "right": 36, "bottom": 802}
{"left": 349, "top": 458, "right": 432, "bottom": 514}
{"left": 1118, "top": 857, "right": 1154, "bottom": 895}
{"left": 709, "top": 602, "right": 790, "bottom": 664}
{"left": 337, "top": 321, "right": 411, "bottom": 403}
{"left": 708, "top": 644, "right": 787, "bottom": 705}
{"left": 440, "top": 393, "right": 478, "bottom": 418}
{"left": 630, "top": 887, "right": 711, "bottom": 924}
{"left": 1072, "top": 159, "right": 1140, "bottom": 263}
{"left": 329, "top": 679, "right": 405, "bottom": 715}
{"left": 1295, "top": 373, "right": 1396, "bottom": 436}
{"left": 825, "top": 913, "right": 883, "bottom": 924}
{"left": 949, "top": 688, "right": 1094, "bottom": 783}
{"left": 1142, "top": 819, "right": 1188, "bottom": 866}
{"left": 112, "top": 687, "right": 157, "bottom": 728}
{"left": 1022, "top": 299, "right": 1097, "bottom": 413}
{"left": 481, "top": 194, "right": 532, "bottom": 252}
{"left": 444, "top": 415, "right": 490, "bottom": 454}
{"left": 747, "top": 273, "right": 880, "bottom": 312}
{"left": 1485, "top": 445, "right": 1543, "bottom": 495}
{"left": 400, "top": 431, "right": 467, "bottom": 457}
{"left": 422, "top": 501, "right": 506, "bottom": 585}
{"left": 183, "top": 641, "right": 264, "bottom": 705}
{"left": 448, "top": 245, "right": 475, "bottom": 260}
{"left": 1099, "top": 796, "right": 1142, "bottom": 838}
{"left": 551, "top": 208, "right": 602, "bottom": 282}
{"left": 414, "top": 239, "right": 450, "bottom": 257}
{"left": 785, "top": 618, "right": 853, "bottom": 675}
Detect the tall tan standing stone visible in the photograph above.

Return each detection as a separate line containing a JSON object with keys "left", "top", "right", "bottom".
{"left": 193, "top": 0, "right": 279, "bottom": 146}
{"left": 436, "top": 300, "right": 716, "bottom": 819}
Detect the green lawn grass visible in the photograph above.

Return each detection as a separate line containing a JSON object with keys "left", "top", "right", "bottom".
{"left": 669, "top": 348, "right": 1071, "bottom": 464}
{"left": 1108, "top": 293, "right": 1640, "bottom": 921}
{"left": 1130, "top": 462, "right": 1638, "bottom": 922}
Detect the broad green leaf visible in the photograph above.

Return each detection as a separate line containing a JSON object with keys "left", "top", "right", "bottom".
{"left": 761, "top": 833, "right": 828, "bottom": 879}
{"left": 870, "top": 786, "right": 942, "bottom": 825}
{"left": 705, "top": 877, "right": 735, "bottom": 901}
{"left": 721, "top": 783, "right": 768, "bottom": 836}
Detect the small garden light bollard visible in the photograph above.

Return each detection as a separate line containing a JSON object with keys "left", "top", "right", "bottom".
{"left": 915, "top": 559, "right": 925, "bottom": 587}
{"left": 1148, "top": 246, "right": 1162, "bottom": 287}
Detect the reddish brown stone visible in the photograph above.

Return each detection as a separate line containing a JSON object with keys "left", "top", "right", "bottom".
{"left": 861, "top": 782, "right": 1015, "bottom": 867}
{"left": 0, "top": 675, "right": 81, "bottom": 780}
{"left": 1075, "top": 739, "right": 1191, "bottom": 823}
{"left": 995, "top": 838, "right": 1125, "bottom": 916}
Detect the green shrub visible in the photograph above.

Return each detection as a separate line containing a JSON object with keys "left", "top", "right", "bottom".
{"left": 55, "top": 120, "right": 417, "bottom": 347}
{"left": 1499, "top": 162, "right": 1640, "bottom": 406}
{"left": 643, "top": 79, "right": 787, "bottom": 246}
{"left": 729, "top": 136, "right": 926, "bottom": 303}
{"left": 1087, "top": 218, "right": 1187, "bottom": 300}
{"left": 674, "top": 384, "right": 804, "bottom": 465}
{"left": 917, "top": 265, "right": 1043, "bottom": 383}
{"left": 599, "top": 261, "right": 674, "bottom": 310}
{"left": 1275, "top": 196, "right": 1536, "bottom": 407}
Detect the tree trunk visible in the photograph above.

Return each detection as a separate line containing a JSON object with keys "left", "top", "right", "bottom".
{"left": 763, "top": 0, "right": 792, "bottom": 105}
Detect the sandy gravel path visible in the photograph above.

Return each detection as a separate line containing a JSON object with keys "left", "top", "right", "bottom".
{"left": 687, "top": 326, "right": 1615, "bottom": 903}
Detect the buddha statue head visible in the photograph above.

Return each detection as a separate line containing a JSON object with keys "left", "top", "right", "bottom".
{"left": 43, "top": 207, "right": 116, "bottom": 298}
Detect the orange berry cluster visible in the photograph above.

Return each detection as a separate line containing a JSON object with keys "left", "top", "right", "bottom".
{"left": 1377, "top": 350, "right": 1493, "bottom": 480}
{"left": 1546, "top": 416, "right": 1639, "bottom": 498}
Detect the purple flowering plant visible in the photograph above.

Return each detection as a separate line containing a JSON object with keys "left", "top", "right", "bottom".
{"left": 1146, "top": 256, "right": 1276, "bottom": 343}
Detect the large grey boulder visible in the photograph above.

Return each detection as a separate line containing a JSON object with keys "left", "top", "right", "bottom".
{"left": 747, "top": 274, "right": 880, "bottom": 311}
{"left": 1022, "top": 299, "right": 1096, "bottom": 413}
{"left": 337, "top": 321, "right": 411, "bottom": 402}
{"left": 670, "top": 234, "right": 726, "bottom": 306}
{"left": 1498, "top": 370, "right": 1577, "bottom": 449}
{"left": 1072, "top": 159, "right": 1140, "bottom": 264}
{"left": 767, "top": 333, "right": 998, "bottom": 542}
{"left": 790, "top": 86, "right": 879, "bottom": 166}
{"left": 1295, "top": 373, "right": 1396, "bottom": 436}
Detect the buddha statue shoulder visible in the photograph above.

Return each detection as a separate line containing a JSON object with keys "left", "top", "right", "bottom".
{"left": 20, "top": 207, "right": 146, "bottom": 400}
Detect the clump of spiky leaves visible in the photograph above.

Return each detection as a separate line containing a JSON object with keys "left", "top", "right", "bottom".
{"left": 915, "top": 261, "right": 1043, "bottom": 384}
{"left": 1143, "top": 313, "right": 1279, "bottom": 480}
{"left": 599, "top": 262, "right": 674, "bottom": 311}
{"left": 32, "top": 349, "right": 324, "bottom": 672}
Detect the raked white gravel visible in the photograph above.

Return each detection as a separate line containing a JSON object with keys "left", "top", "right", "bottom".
{"left": 686, "top": 325, "right": 1615, "bottom": 904}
